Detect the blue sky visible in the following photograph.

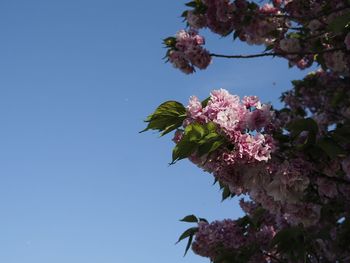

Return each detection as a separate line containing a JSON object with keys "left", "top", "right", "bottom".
{"left": 0, "top": 1, "right": 308, "bottom": 262}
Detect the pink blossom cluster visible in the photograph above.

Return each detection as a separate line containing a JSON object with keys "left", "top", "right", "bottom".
{"left": 192, "top": 217, "right": 276, "bottom": 262}
{"left": 149, "top": 0, "right": 350, "bottom": 261}
{"left": 207, "top": 156, "right": 324, "bottom": 228}
{"left": 171, "top": 83, "right": 350, "bottom": 238}
{"left": 188, "top": 0, "right": 234, "bottom": 35}
{"left": 179, "top": 89, "right": 334, "bottom": 228}
{"left": 187, "top": 89, "right": 275, "bottom": 162}
{"left": 166, "top": 30, "right": 211, "bottom": 74}
{"left": 282, "top": 70, "right": 350, "bottom": 131}
{"left": 323, "top": 51, "right": 349, "bottom": 75}
{"left": 187, "top": 1, "right": 283, "bottom": 44}
{"left": 178, "top": 0, "right": 350, "bottom": 74}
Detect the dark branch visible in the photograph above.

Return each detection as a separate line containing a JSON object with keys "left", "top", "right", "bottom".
{"left": 261, "top": 251, "right": 285, "bottom": 263}
{"left": 210, "top": 47, "right": 345, "bottom": 59}
{"left": 261, "top": 5, "right": 350, "bottom": 21}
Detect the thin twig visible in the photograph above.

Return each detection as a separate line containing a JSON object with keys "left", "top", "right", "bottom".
{"left": 260, "top": 5, "right": 350, "bottom": 21}
{"left": 261, "top": 251, "right": 285, "bottom": 263}
{"left": 210, "top": 47, "right": 345, "bottom": 59}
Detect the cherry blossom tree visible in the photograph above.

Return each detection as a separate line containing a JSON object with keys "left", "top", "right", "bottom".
{"left": 143, "top": 0, "right": 350, "bottom": 262}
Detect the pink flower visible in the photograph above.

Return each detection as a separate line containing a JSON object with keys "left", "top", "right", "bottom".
{"left": 308, "top": 19, "right": 322, "bottom": 32}
{"left": 317, "top": 177, "right": 338, "bottom": 198}
{"left": 186, "top": 10, "right": 207, "bottom": 29}
{"left": 167, "top": 30, "right": 211, "bottom": 73}
{"left": 245, "top": 104, "right": 273, "bottom": 131}
{"left": 246, "top": 134, "right": 273, "bottom": 162}
{"left": 341, "top": 157, "right": 350, "bottom": 179}
{"left": 279, "top": 38, "right": 301, "bottom": 53}
{"left": 272, "top": 0, "right": 283, "bottom": 6}
{"left": 187, "top": 96, "right": 203, "bottom": 119}
{"left": 210, "top": 89, "right": 240, "bottom": 106}
{"left": 266, "top": 159, "right": 310, "bottom": 203}
{"left": 296, "top": 58, "right": 309, "bottom": 69}
{"left": 172, "top": 130, "right": 183, "bottom": 143}
{"left": 215, "top": 108, "right": 240, "bottom": 131}
{"left": 185, "top": 46, "right": 211, "bottom": 69}
{"left": 285, "top": 203, "right": 321, "bottom": 226}
{"left": 242, "top": 96, "right": 260, "bottom": 108}
{"left": 168, "top": 50, "right": 194, "bottom": 74}
{"left": 345, "top": 32, "right": 350, "bottom": 50}
{"left": 323, "top": 51, "right": 348, "bottom": 73}
{"left": 260, "top": 3, "right": 279, "bottom": 14}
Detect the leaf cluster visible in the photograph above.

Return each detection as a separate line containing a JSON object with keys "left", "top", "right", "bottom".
{"left": 327, "top": 11, "right": 350, "bottom": 33}
{"left": 141, "top": 101, "right": 186, "bottom": 136}
{"left": 271, "top": 226, "right": 307, "bottom": 262}
{"left": 181, "top": 0, "right": 207, "bottom": 18}
{"left": 176, "top": 215, "right": 208, "bottom": 256}
{"left": 286, "top": 118, "right": 348, "bottom": 160}
{"left": 172, "top": 122, "right": 227, "bottom": 164}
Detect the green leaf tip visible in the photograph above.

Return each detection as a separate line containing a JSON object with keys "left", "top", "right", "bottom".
{"left": 180, "top": 215, "right": 198, "bottom": 223}
{"left": 141, "top": 101, "right": 186, "bottom": 136}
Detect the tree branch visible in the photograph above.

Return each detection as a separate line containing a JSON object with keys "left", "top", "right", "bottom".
{"left": 210, "top": 47, "right": 345, "bottom": 59}
{"left": 261, "top": 5, "right": 350, "bottom": 21}
{"left": 261, "top": 251, "right": 285, "bottom": 263}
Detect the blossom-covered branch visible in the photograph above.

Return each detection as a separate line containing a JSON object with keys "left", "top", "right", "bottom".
{"left": 143, "top": 0, "right": 350, "bottom": 262}
{"left": 163, "top": 0, "right": 350, "bottom": 74}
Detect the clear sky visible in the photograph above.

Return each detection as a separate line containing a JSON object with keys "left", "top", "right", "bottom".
{"left": 0, "top": 1, "right": 308, "bottom": 263}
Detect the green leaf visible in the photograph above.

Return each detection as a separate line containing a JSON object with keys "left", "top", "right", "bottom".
{"left": 273, "top": 132, "right": 290, "bottom": 143}
{"left": 189, "top": 123, "right": 206, "bottom": 141}
{"left": 171, "top": 124, "right": 202, "bottom": 163}
{"left": 163, "top": 37, "right": 177, "bottom": 47}
{"left": 330, "top": 90, "right": 346, "bottom": 107}
{"left": 181, "top": 10, "right": 188, "bottom": 18}
{"left": 176, "top": 227, "right": 198, "bottom": 244}
{"left": 287, "top": 118, "right": 318, "bottom": 136}
{"left": 197, "top": 139, "right": 225, "bottom": 157}
{"left": 327, "top": 11, "right": 350, "bottom": 33}
{"left": 141, "top": 101, "right": 186, "bottom": 136}
{"left": 180, "top": 215, "right": 198, "bottom": 223}
{"left": 251, "top": 207, "right": 265, "bottom": 228}
{"left": 287, "top": 118, "right": 319, "bottom": 146}
{"left": 198, "top": 132, "right": 219, "bottom": 143}
{"left": 184, "top": 234, "right": 193, "bottom": 256}
{"left": 198, "top": 217, "right": 208, "bottom": 223}
{"left": 172, "top": 140, "right": 197, "bottom": 164}
{"left": 171, "top": 122, "right": 227, "bottom": 163}
{"left": 264, "top": 44, "right": 274, "bottom": 52}
{"left": 317, "top": 138, "right": 346, "bottom": 159}
{"left": 185, "top": 1, "right": 197, "bottom": 7}
{"left": 222, "top": 186, "right": 231, "bottom": 201}
{"left": 271, "top": 226, "right": 306, "bottom": 261}
{"left": 233, "top": 30, "right": 240, "bottom": 40}
{"left": 236, "top": 215, "right": 251, "bottom": 228}
{"left": 209, "top": 140, "right": 225, "bottom": 152}
{"left": 201, "top": 97, "right": 210, "bottom": 107}
{"left": 288, "top": 32, "right": 302, "bottom": 39}
{"left": 206, "top": 122, "right": 217, "bottom": 132}
{"left": 331, "top": 122, "right": 350, "bottom": 144}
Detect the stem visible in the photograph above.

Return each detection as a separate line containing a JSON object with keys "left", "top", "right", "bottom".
{"left": 303, "top": 31, "right": 328, "bottom": 41}
{"left": 261, "top": 251, "right": 285, "bottom": 263}
{"left": 210, "top": 47, "right": 344, "bottom": 59}
{"left": 261, "top": 5, "right": 350, "bottom": 21}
